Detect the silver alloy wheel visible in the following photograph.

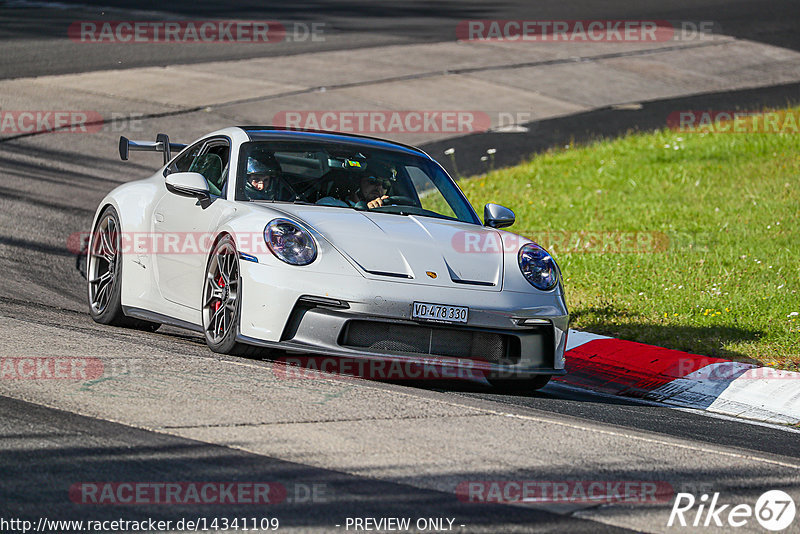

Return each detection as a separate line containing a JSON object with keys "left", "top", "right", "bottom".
{"left": 88, "top": 213, "right": 120, "bottom": 315}
{"left": 202, "top": 240, "right": 240, "bottom": 344}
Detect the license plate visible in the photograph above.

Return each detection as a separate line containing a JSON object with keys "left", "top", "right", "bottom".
{"left": 412, "top": 302, "right": 469, "bottom": 324}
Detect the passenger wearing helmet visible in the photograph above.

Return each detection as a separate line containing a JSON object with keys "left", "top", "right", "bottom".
{"left": 244, "top": 155, "right": 283, "bottom": 201}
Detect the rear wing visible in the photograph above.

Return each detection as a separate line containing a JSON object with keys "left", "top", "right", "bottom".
{"left": 119, "top": 133, "right": 187, "bottom": 165}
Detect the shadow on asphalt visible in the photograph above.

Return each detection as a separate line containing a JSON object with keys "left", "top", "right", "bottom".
{"left": 4, "top": 393, "right": 798, "bottom": 531}
{"left": 0, "top": 396, "right": 627, "bottom": 533}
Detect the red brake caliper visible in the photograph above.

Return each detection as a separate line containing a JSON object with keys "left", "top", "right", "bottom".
{"left": 214, "top": 275, "right": 225, "bottom": 316}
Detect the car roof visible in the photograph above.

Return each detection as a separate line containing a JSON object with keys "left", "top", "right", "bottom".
{"left": 238, "top": 126, "right": 430, "bottom": 158}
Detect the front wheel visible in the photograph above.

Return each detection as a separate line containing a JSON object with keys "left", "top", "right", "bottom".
{"left": 202, "top": 235, "right": 260, "bottom": 356}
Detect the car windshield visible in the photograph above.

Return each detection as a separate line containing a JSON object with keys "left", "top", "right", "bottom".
{"left": 235, "top": 140, "right": 480, "bottom": 224}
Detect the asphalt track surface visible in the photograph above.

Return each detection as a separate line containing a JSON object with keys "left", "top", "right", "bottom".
{"left": 2, "top": 0, "right": 800, "bottom": 79}
{"left": 1, "top": 2, "right": 800, "bottom": 533}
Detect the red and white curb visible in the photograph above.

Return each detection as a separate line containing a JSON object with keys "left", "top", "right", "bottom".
{"left": 557, "top": 330, "right": 800, "bottom": 425}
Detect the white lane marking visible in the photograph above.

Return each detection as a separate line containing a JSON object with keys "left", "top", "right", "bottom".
{"left": 550, "top": 381, "right": 800, "bottom": 435}
{"left": 705, "top": 366, "right": 800, "bottom": 424}
{"left": 648, "top": 363, "right": 800, "bottom": 425}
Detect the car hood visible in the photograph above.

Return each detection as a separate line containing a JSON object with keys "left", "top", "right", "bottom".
{"left": 268, "top": 204, "right": 504, "bottom": 290}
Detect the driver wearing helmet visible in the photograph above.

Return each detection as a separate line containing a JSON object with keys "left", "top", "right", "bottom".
{"left": 244, "top": 155, "right": 283, "bottom": 201}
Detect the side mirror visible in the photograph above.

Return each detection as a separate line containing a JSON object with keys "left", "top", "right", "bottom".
{"left": 165, "top": 172, "right": 210, "bottom": 200}
{"left": 484, "top": 203, "right": 515, "bottom": 228}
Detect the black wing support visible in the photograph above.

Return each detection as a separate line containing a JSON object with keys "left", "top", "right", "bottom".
{"left": 119, "top": 133, "right": 187, "bottom": 165}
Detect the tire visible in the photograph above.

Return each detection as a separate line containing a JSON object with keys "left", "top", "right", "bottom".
{"left": 87, "top": 206, "right": 160, "bottom": 331}
{"left": 201, "top": 234, "right": 261, "bottom": 357}
{"left": 490, "top": 375, "right": 552, "bottom": 394}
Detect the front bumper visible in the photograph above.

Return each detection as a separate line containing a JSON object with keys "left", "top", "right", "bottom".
{"left": 238, "top": 261, "right": 568, "bottom": 377}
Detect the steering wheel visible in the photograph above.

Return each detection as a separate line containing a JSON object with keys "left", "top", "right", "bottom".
{"left": 382, "top": 195, "right": 415, "bottom": 206}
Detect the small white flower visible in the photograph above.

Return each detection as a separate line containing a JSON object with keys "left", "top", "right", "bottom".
{"left": 486, "top": 148, "right": 497, "bottom": 155}
{"left": 444, "top": 148, "right": 455, "bottom": 155}
{"left": 788, "top": 312, "right": 799, "bottom": 317}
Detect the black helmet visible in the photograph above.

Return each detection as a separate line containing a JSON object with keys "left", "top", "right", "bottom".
{"left": 246, "top": 155, "right": 280, "bottom": 179}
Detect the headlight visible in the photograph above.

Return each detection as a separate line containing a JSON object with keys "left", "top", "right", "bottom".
{"left": 518, "top": 243, "right": 559, "bottom": 291}
{"left": 264, "top": 219, "right": 317, "bottom": 265}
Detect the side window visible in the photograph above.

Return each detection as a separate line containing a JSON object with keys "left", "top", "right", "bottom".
{"left": 189, "top": 141, "right": 230, "bottom": 197}
{"left": 168, "top": 142, "right": 203, "bottom": 174}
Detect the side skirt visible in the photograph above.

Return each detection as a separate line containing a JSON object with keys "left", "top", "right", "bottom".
{"left": 122, "top": 306, "right": 203, "bottom": 333}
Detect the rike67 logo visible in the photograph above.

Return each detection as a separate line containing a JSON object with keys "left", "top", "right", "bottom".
{"left": 668, "top": 490, "right": 796, "bottom": 531}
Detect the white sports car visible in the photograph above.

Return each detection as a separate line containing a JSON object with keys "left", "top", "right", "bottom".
{"left": 88, "top": 127, "right": 568, "bottom": 388}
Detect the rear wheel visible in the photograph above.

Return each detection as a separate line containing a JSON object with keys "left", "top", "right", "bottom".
{"left": 88, "top": 206, "right": 159, "bottom": 331}
{"left": 202, "top": 235, "right": 261, "bottom": 356}
{"left": 490, "top": 375, "right": 552, "bottom": 394}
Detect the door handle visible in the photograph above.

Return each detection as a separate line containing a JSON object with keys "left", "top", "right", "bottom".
{"left": 155, "top": 212, "right": 165, "bottom": 223}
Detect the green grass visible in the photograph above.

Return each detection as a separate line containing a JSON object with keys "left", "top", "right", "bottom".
{"left": 451, "top": 107, "right": 800, "bottom": 370}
